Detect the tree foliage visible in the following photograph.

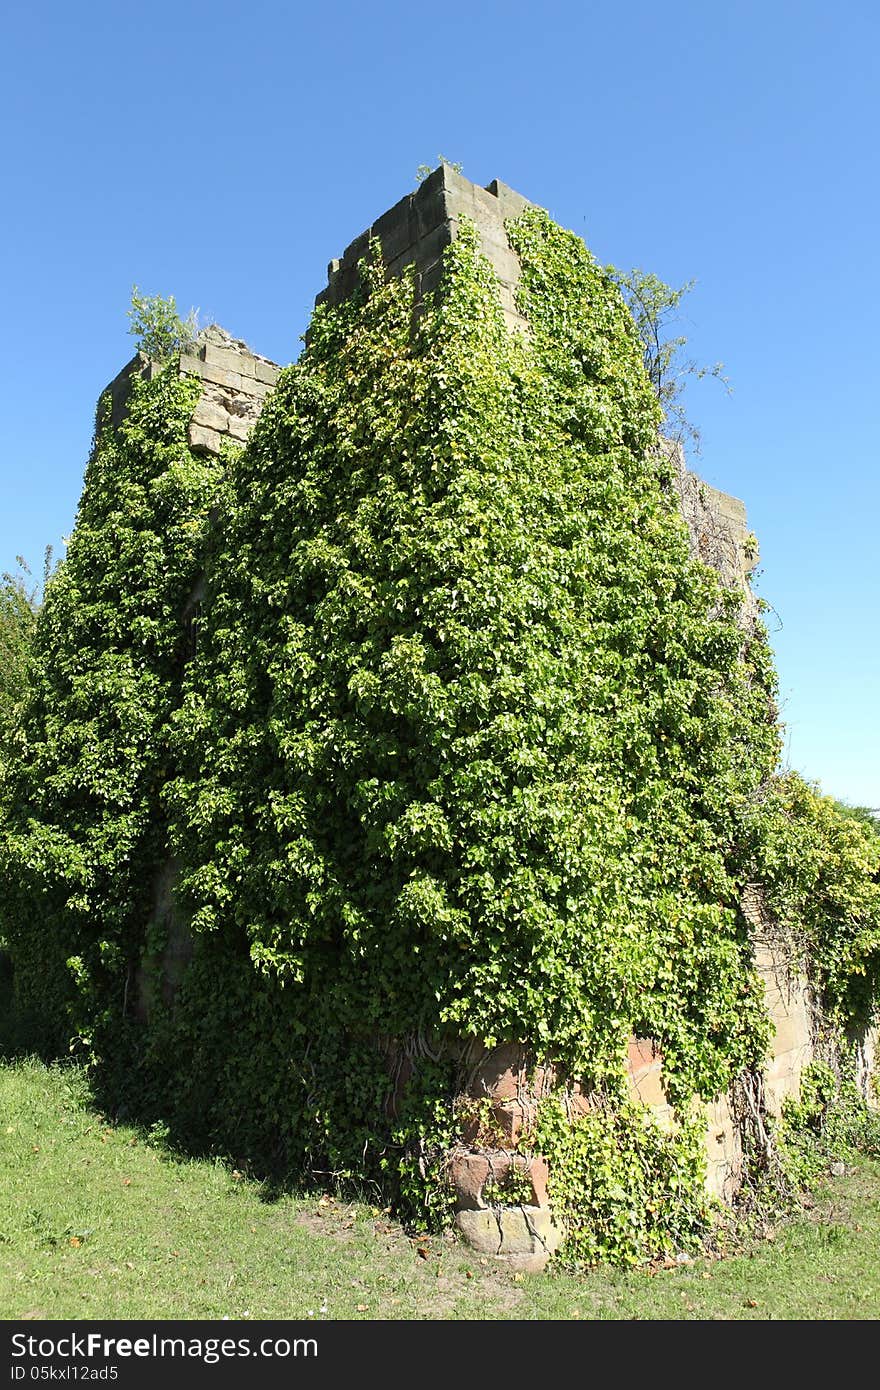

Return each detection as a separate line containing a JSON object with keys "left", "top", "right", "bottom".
{"left": 0, "top": 368, "right": 219, "bottom": 1049}
{"left": 128, "top": 287, "right": 199, "bottom": 362}
{"left": 745, "top": 772, "right": 880, "bottom": 1029}
{"left": 611, "top": 268, "right": 729, "bottom": 453}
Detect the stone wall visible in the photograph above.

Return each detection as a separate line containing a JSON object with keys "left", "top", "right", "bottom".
{"left": 181, "top": 326, "right": 281, "bottom": 456}
{"left": 111, "top": 328, "right": 281, "bottom": 1027}
{"left": 110, "top": 170, "right": 818, "bottom": 1264}
{"left": 316, "top": 163, "right": 532, "bottom": 334}
{"left": 102, "top": 325, "right": 281, "bottom": 460}
{"left": 318, "top": 167, "right": 758, "bottom": 592}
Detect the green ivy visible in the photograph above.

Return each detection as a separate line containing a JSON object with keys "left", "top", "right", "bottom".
{"left": 0, "top": 365, "right": 220, "bottom": 1053}
{"left": 3, "top": 204, "right": 877, "bottom": 1265}
{"left": 743, "top": 772, "right": 880, "bottom": 1030}
{"left": 776, "top": 1060, "right": 880, "bottom": 1191}
{"left": 532, "top": 1094, "right": 712, "bottom": 1266}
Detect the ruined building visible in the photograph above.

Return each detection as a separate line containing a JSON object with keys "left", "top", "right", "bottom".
{"left": 8, "top": 166, "right": 873, "bottom": 1269}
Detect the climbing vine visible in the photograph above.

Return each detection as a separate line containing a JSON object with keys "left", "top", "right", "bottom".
{"left": 742, "top": 772, "right": 880, "bottom": 1031}
{"left": 0, "top": 365, "right": 220, "bottom": 1052}
{"left": 2, "top": 204, "right": 877, "bottom": 1267}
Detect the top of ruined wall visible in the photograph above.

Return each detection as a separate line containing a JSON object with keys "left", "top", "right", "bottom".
{"left": 317, "top": 165, "right": 757, "bottom": 599}
{"left": 663, "top": 438, "right": 758, "bottom": 607}
{"left": 102, "top": 170, "right": 756, "bottom": 601}
{"left": 103, "top": 325, "right": 281, "bottom": 457}
{"left": 317, "top": 163, "right": 533, "bottom": 334}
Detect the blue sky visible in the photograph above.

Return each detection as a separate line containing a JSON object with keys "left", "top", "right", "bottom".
{"left": 1, "top": 1, "right": 877, "bottom": 807}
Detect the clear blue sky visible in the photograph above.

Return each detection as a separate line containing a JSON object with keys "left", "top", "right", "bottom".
{"left": 2, "top": 1, "right": 877, "bottom": 808}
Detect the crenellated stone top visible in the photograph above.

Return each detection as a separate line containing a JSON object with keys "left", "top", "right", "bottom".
{"left": 316, "top": 163, "right": 534, "bottom": 334}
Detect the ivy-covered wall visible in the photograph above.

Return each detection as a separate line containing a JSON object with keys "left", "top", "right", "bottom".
{"left": 2, "top": 170, "right": 878, "bottom": 1268}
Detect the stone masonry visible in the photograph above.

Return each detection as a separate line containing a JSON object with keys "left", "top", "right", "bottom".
{"left": 181, "top": 326, "right": 281, "bottom": 456}
{"left": 112, "top": 167, "right": 825, "bottom": 1267}
{"left": 316, "top": 163, "right": 532, "bottom": 335}
{"left": 103, "top": 325, "right": 281, "bottom": 461}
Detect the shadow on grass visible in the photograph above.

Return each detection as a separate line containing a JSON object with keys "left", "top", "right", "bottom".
{"left": 0, "top": 949, "right": 62, "bottom": 1063}
{"left": 0, "top": 949, "right": 321, "bottom": 1209}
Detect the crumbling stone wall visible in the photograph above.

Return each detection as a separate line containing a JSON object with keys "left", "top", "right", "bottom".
{"left": 110, "top": 169, "right": 813, "bottom": 1266}
{"left": 182, "top": 326, "right": 280, "bottom": 456}
{"left": 101, "top": 329, "right": 282, "bottom": 1027}
{"left": 103, "top": 324, "right": 281, "bottom": 461}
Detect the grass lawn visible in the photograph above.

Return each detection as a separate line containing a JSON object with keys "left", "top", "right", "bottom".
{"left": 1, "top": 1057, "right": 878, "bottom": 1320}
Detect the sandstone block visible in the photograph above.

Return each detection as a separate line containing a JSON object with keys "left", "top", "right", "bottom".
{"left": 188, "top": 359, "right": 243, "bottom": 392}
{"left": 370, "top": 199, "right": 415, "bottom": 264}
{"left": 254, "top": 359, "right": 281, "bottom": 385}
{"left": 455, "top": 1204, "right": 563, "bottom": 1265}
{"left": 449, "top": 1149, "right": 551, "bottom": 1210}
{"left": 490, "top": 1101, "right": 523, "bottom": 1145}
{"left": 412, "top": 169, "right": 449, "bottom": 239}
{"left": 448, "top": 1152, "right": 491, "bottom": 1209}
{"left": 204, "top": 342, "right": 251, "bottom": 374}
{"left": 769, "top": 1011, "right": 812, "bottom": 1059}
{"left": 226, "top": 413, "right": 253, "bottom": 442}
{"left": 192, "top": 398, "right": 230, "bottom": 433}
{"left": 455, "top": 1208, "right": 501, "bottom": 1256}
{"left": 178, "top": 352, "right": 207, "bottom": 380}
{"left": 485, "top": 177, "right": 534, "bottom": 220}
{"left": 188, "top": 423, "right": 223, "bottom": 455}
{"left": 626, "top": 1036, "right": 667, "bottom": 1111}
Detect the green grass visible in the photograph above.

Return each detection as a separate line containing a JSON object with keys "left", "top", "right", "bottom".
{"left": 2, "top": 1057, "right": 879, "bottom": 1320}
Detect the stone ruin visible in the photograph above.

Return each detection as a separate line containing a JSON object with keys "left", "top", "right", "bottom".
{"left": 105, "top": 165, "right": 843, "bottom": 1268}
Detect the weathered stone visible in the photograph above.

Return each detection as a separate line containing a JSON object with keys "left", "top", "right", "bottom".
{"left": 370, "top": 199, "right": 416, "bottom": 264}
{"left": 315, "top": 164, "right": 531, "bottom": 337}
{"left": 455, "top": 1204, "right": 563, "bottom": 1267}
{"left": 526, "top": 1155, "right": 550, "bottom": 1208}
{"left": 626, "top": 1037, "right": 667, "bottom": 1110}
{"left": 455, "top": 1208, "right": 502, "bottom": 1255}
{"left": 181, "top": 356, "right": 244, "bottom": 393}
{"left": 448, "top": 1150, "right": 551, "bottom": 1210}
{"left": 226, "top": 413, "right": 252, "bottom": 442}
{"left": 253, "top": 358, "right": 280, "bottom": 385}
{"left": 490, "top": 1101, "right": 523, "bottom": 1145}
{"left": 192, "top": 398, "right": 231, "bottom": 433}
{"left": 188, "top": 422, "right": 223, "bottom": 455}
{"left": 178, "top": 352, "right": 206, "bottom": 378}
{"left": 700, "top": 1094, "right": 742, "bottom": 1203}
{"left": 204, "top": 341, "right": 251, "bottom": 374}
{"left": 448, "top": 1152, "right": 492, "bottom": 1209}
